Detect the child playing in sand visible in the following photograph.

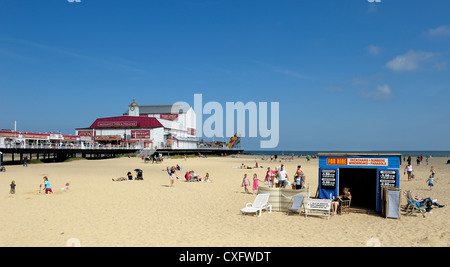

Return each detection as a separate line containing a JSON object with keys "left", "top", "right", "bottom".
{"left": 43, "top": 176, "right": 53, "bottom": 194}
{"left": 168, "top": 166, "right": 177, "bottom": 187}
{"left": 202, "top": 173, "right": 211, "bottom": 182}
{"left": 242, "top": 174, "right": 250, "bottom": 194}
{"left": 10, "top": 180, "right": 16, "bottom": 194}
{"left": 61, "top": 183, "right": 70, "bottom": 191}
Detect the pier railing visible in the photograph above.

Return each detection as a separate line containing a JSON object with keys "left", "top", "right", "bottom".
{"left": 0, "top": 143, "right": 143, "bottom": 150}
{"left": 0, "top": 143, "right": 243, "bottom": 151}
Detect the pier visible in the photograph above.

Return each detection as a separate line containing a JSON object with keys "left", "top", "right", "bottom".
{"left": 0, "top": 144, "right": 243, "bottom": 165}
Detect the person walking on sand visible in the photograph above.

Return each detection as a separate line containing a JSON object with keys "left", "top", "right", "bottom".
{"left": 168, "top": 166, "right": 177, "bottom": 187}
{"left": 430, "top": 166, "right": 436, "bottom": 178}
{"left": 10, "top": 180, "right": 16, "bottom": 194}
{"left": 252, "top": 173, "right": 260, "bottom": 194}
{"left": 404, "top": 163, "right": 414, "bottom": 181}
{"left": 43, "top": 176, "right": 53, "bottom": 194}
{"left": 427, "top": 174, "right": 436, "bottom": 191}
{"left": 242, "top": 174, "right": 250, "bottom": 194}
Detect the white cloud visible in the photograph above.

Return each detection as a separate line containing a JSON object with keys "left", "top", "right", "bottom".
{"left": 360, "top": 84, "right": 392, "bottom": 100}
{"left": 386, "top": 50, "right": 435, "bottom": 71}
{"left": 367, "top": 45, "right": 382, "bottom": 56}
{"left": 428, "top": 25, "right": 450, "bottom": 37}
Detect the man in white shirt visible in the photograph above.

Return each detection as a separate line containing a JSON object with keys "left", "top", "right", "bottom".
{"left": 278, "top": 164, "right": 288, "bottom": 188}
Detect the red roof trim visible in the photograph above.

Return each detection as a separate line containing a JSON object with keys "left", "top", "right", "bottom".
{"left": 89, "top": 116, "right": 164, "bottom": 129}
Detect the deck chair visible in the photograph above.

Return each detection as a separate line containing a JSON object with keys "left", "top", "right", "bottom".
{"left": 240, "top": 194, "right": 272, "bottom": 217}
{"left": 404, "top": 191, "right": 426, "bottom": 218}
{"left": 339, "top": 199, "right": 351, "bottom": 215}
{"left": 287, "top": 194, "right": 305, "bottom": 215}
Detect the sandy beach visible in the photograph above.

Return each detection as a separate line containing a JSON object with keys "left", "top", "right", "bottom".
{"left": 0, "top": 155, "right": 449, "bottom": 247}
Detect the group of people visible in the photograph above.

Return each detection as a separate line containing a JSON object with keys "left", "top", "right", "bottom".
{"left": 404, "top": 163, "right": 438, "bottom": 190}
{"left": 183, "top": 170, "right": 211, "bottom": 183}
{"left": 241, "top": 164, "right": 307, "bottom": 194}
{"left": 166, "top": 166, "right": 211, "bottom": 187}
{"left": 404, "top": 154, "right": 429, "bottom": 166}
{"left": 112, "top": 168, "right": 144, "bottom": 181}
{"left": 264, "top": 164, "right": 306, "bottom": 189}
{"left": 241, "top": 173, "right": 261, "bottom": 194}
{"left": 8, "top": 176, "right": 69, "bottom": 195}
{"left": 143, "top": 153, "right": 163, "bottom": 163}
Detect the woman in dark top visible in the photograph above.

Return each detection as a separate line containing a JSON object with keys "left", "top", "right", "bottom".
{"left": 332, "top": 187, "right": 351, "bottom": 215}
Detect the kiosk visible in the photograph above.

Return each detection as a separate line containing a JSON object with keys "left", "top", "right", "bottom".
{"left": 317, "top": 153, "right": 402, "bottom": 213}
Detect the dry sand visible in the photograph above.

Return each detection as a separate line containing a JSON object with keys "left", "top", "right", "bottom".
{"left": 0, "top": 155, "right": 449, "bottom": 247}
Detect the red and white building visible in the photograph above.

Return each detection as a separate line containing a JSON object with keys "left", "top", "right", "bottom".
{"left": 75, "top": 99, "right": 198, "bottom": 150}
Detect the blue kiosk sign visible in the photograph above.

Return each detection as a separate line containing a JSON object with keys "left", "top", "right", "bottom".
{"left": 318, "top": 153, "right": 402, "bottom": 212}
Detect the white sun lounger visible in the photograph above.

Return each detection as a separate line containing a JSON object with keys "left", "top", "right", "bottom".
{"left": 240, "top": 193, "right": 272, "bottom": 217}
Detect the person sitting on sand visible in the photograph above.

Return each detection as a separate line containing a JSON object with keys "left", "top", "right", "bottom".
{"left": 112, "top": 177, "right": 127, "bottom": 181}
{"left": 189, "top": 171, "right": 198, "bottom": 182}
{"left": 127, "top": 171, "right": 133, "bottom": 181}
{"left": 0, "top": 164, "right": 5, "bottom": 172}
{"left": 332, "top": 187, "right": 351, "bottom": 215}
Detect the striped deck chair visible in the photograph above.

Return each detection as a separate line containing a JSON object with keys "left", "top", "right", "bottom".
{"left": 405, "top": 191, "right": 427, "bottom": 218}
{"left": 240, "top": 194, "right": 272, "bottom": 217}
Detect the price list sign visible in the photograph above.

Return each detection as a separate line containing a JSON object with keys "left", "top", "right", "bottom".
{"left": 321, "top": 169, "right": 336, "bottom": 190}
{"left": 379, "top": 170, "right": 397, "bottom": 188}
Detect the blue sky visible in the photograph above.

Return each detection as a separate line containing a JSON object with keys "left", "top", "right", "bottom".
{"left": 0, "top": 0, "right": 449, "bottom": 151}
